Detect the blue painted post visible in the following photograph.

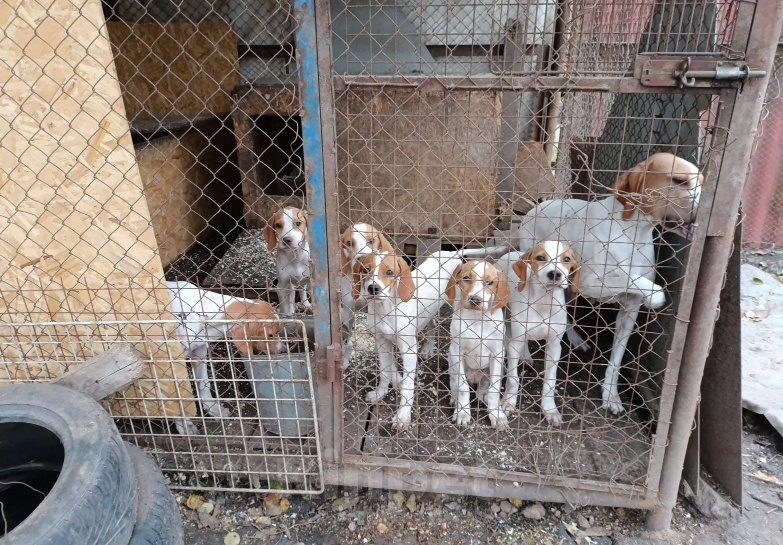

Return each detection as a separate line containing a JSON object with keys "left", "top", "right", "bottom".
{"left": 293, "top": 0, "right": 335, "bottom": 382}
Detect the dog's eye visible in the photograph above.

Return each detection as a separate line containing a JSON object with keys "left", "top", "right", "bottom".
{"left": 275, "top": 222, "right": 283, "bottom": 229}
{"left": 345, "top": 240, "right": 353, "bottom": 247}
{"left": 295, "top": 221, "right": 302, "bottom": 227}
{"left": 536, "top": 255, "right": 545, "bottom": 262}
{"left": 462, "top": 276, "right": 472, "bottom": 282}
{"left": 563, "top": 257, "right": 571, "bottom": 263}
{"left": 672, "top": 177, "right": 689, "bottom": 185}
{"left": 486, "top": 280, "right": 494, "bottom": 286}
{"left": 385, "top": 269, "right": 394, "bottom": 276}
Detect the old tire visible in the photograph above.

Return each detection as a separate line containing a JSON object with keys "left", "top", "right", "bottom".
{"left": 125, "top": 442, "right": 184, "bottom": 545}
{"left": 0, "top": 383, "right": 136, "bottom": 545}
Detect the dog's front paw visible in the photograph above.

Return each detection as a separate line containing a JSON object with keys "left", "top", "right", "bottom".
{"left": 452, "top": 407, "right": 471, "bottom": 427}
{"left": 420, "top": 339, "right": 436, "bottom": 358}
{"left": 543, "top": 408, "right": 564, "bottom": 426}
{"left": 365, "top": 389, "right": 388, "bottom": 404}
{"left": 501, "top": 397, "right": 517, "bottom": 416}
{"left": 601, "top": 391, "right": 625, "bottom": 415}
{"left": 643, "top": 285, "right": 667, "bottom": 309}
{"left": 488, "top": 408, "right": 509, "bottom": 431}
{"left": 566, "top": 327, "right": 590, "bottom": 352}
{"left": 175, "top": 419, "right": 201, "bottom": 436}
{"left": 205, "top": 402, "right": 231, "bottom": 419}
{"left": 392, "top": 407, "right": 412, "bottom": 431}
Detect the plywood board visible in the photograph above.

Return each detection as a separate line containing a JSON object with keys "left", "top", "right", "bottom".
{"left": 137, "top": 131, "right": 221, "bottom": 267}
{"left": 108, "top": 22, "right": 239, "bottom": 122}
{"left": 0, "top": 0, "right": 194, "bottom": 418}
{"left": 336, "top": 88, "right": 501, "bottom": 242}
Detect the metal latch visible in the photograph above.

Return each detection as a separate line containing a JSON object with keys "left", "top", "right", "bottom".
{"left": 636, "top": 55, "right": 767, "bottom": 89}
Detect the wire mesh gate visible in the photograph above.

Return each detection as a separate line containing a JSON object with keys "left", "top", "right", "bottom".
{"left": 0, "top": 0, "right": 779, "bottom": 518}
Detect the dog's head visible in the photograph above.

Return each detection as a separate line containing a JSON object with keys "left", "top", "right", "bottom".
{"left": 446, "top": 260, "right": 509, "bottom": 313}
{"left": 340, "top": 223, "right": 394, "bottom": 275}
{"left": 352, "top": 251, "right": 414, "bottom": 302}
{"left": 224, "top": 300, "right": 282, "bottom": 356}
{"left": 264, "top": 207, "right": 309, "bottom": 251}
{"left": 614, "top": 153, "right": 702, "bottom": 225}
{"left": 513, "top": 241, "right": 580, "bottom": 293}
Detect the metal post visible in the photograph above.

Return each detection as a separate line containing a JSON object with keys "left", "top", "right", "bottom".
{"left": 646, "top": 0, "right": 783, "bottom": 530}
{"left": 293, "top": 0, "right": 339, "bottom": 463}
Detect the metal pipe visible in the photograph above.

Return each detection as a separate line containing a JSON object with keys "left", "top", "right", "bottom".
{"left": 542, "top": 0, "right": 571, "bottom": 160}
{"left": 646, "top": 0, "right": 783, "bottom": 530}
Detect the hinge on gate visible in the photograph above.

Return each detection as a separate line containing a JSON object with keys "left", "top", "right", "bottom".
{"left": 325, "top": 343, "right": 340, "bottom": 383}
{"left": 635, "top": 54, "right": 766, "bottom": 89}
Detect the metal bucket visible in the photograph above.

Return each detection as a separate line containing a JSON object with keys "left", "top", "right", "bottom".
{"left": 244, "top": 351, "right": 316, "bottom": 437}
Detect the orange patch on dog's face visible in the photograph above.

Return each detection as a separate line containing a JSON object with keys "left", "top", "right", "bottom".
{"left": 352, "top": 252, "right": 414, "bottom": 301}
{"left": 340, "top": 224, "right": 393, "bottom": 274}
{"left": 447, "top": 260, "right": 508, "bottom": 312}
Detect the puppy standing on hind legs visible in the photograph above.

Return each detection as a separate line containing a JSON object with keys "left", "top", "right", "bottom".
{"left": 265, "top": 206, "right": 311, "bottom": 316}
{"left": 446, "top": 260, "right": 510, "bottom": 430}
{"left": 498, "top": 241, "right": 580, "bottom": 426}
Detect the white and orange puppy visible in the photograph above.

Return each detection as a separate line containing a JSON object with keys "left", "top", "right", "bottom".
{"left": 167, "top": 281, "right": 282, "bottom": 434}
{"left": 445, "top": 260, "right": 510, "bottom": 430}
{"left": 352, "top": 250, "right": 469, "bottom": 431}
{"left": 497, "top": 241, "right": 579, "bottom": 426}
{"left": 264, "top": 206, "right": 311, "bottom": 316}
{"left": 340, "top": 223, "right": 394, "bottom": 368}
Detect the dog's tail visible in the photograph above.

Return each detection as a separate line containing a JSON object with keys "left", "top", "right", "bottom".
{"left": 458, "top": 244, "right": 512, "bottom": 259}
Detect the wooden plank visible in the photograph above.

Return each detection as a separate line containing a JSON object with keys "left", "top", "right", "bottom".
{"left": 0, "top": 0, "right": 195, "bottom": 418}
{"left": 107, "top": 22, "right": 239, "bottom": 121}
{"left": 54, "top": 345, "right": 145, "bottom": 401}
{"left": 335, "top": 88, "right": 501, "bottom": 242}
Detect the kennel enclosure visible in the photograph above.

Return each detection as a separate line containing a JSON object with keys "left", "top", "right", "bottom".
{"left": 0, "top": 0, "right": 780, "bottom": 528}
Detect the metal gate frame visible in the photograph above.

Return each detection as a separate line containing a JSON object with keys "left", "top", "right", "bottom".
{"left": 292, "top": 0, "right": 783, "bottom": 527}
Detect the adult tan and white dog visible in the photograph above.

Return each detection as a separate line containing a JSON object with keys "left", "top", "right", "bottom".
{"left": 352, "top": 247, "right": 494, "bottom": 430}
{"left": 339, "top": 223, "right": 395, "bottom": 368}
{"left": 264, "top": 206, "right": 311, "bottom": 316}
{"left": 497, "top": 242, "right": 579, "bottom": 425}
{"left": 509, "top": 153, "right": 702, "bottom": 414}
{"left": 445, "top": 260, "right": 510, "bottom": 429}
{"left": 167, "top": 281, "right": 282, "bottom": 434}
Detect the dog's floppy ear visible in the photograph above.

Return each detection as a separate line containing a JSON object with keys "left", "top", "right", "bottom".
{"left": 512, "top": 250, "right": 531, "bottom": 292}
{"left": 615, "top": 162, "right": 647, "bottom": 220}
{"left": 491, "top": 269, "right": 510, "bottom": 312}
{"left": 445, "top": 264, "right": 462, "bottom": 306}
{"left": 566, "top": 251, "right": 581, "bottom": 295}
{"left": 351, "top": 260, "right": 364, "bottom": 300}
{"left": 263, "top": 218, "right": 278, "bottom": 250}
{"left": 396, "top": 256, "right": 415, "bottom": 302}
{"left": 376, "top": 232, "right": 394, "bottom": 254}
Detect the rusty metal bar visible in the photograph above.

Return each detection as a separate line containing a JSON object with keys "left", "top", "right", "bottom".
{"left": 646, "top": 0, "right": 783, "bottom": 530}
{"left": 541, "top": 0, "right": 571, "bottom": 160}
{"left": 313, "top": 0, "right": 345, "bottom": 465}
{"left": 327, "top": 457, "right": 655, "bottom": 509}
{"left": 335, "top": 75, "right": 717, "bottom": 94}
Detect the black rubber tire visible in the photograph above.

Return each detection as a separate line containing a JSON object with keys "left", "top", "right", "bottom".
{"left": 125, "top": 443, "right": 184, "bottom": 545}
{"left": 0, "top": 384, "right": 136, "bottom": 545}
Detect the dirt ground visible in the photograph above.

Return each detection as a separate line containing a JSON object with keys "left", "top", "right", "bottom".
{"left": 177, "top": 414, "right": 783, "bottom": 545}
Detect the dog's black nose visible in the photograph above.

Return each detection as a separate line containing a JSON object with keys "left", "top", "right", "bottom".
{"left": 367, "top": 284, "right": 381, "bottom": 296}
{"left": 468, "top": 295, "right": 483, "bottom": 306}
{"left": 282, "top": 236, "right": 294, "bottom": 246}
{"left": 547, "top": 270, "right": 563, "bottom": 281}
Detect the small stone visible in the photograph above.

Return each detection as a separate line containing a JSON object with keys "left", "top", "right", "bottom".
{"left": 198, "top": 502, "right": 214, "bottom": 515}
{"left": 500, "top": 500, "right": 517, "bottom": 514}
{"left": 377, "top": 522, "right": 388, "bottom": 534}
{"left": 348, "top": 522, "right": 357, "bottom": 532}
{"left": 491, "top": 503, "right": 502, "bottom": 514}
{"left": 392, "top": 491, "right": 406, "bottom": 508}
{"left": 255, "top": 516, "right": 272, "bottom": 527}
{"left": 554, "top": 510, "right": 562, "bottom": 517}
{"left": 586, "top": 515, "right": 595, "bottom": 526}
{"left": 576, "top": 513, "right": 591, "bottom": 530}
{"left": 405, "top": 494, "right": 417, "bottom": 513}
{"left": 616, "top": 507, "right": 627, "bottom": 519}
{"left": 446, "top": 502, "right": 460, "bottom": 511}
{"left": 521, "top": 502, "right": 546, "bottom": 520}
{"left": 354, "top": 510, "right": 368, "bottom": 526}
{"left": 279, "top": 498, "right": 290, "bottom": 512}
{"left": 553, "top": 523, "right": 577, "bottom": 545}
{"left": 508, "top": 498, "right": 523, "bottom": 507}
{"left": 224, "top": 532, "right": 240, "bottom": 545}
